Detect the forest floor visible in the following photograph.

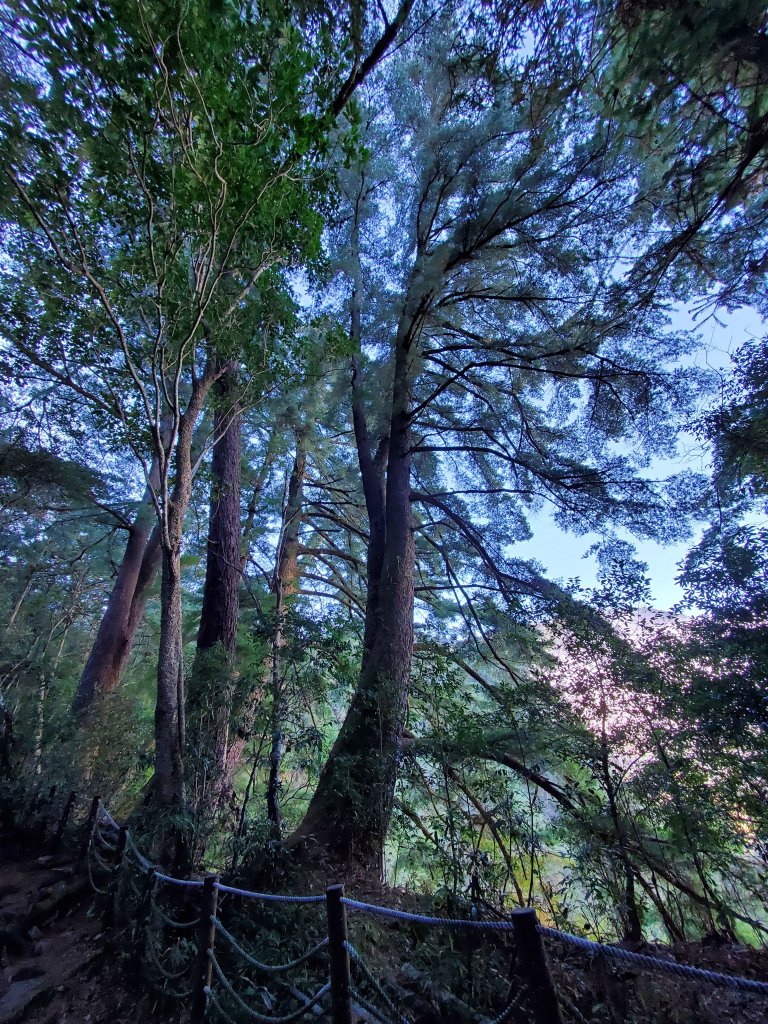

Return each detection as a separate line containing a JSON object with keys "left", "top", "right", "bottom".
{"left": 2, "top": 834, "right": 768, "bottom": 1024}
{"left": 0, "top": 840, "right": 184, "bottom": 1024}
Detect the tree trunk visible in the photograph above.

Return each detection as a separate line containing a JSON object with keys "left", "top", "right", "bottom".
{"left": 349, "top": 199, "right": 388, "bottom": 661}
{"left": 126, "top": 524, "right": 162, "bottom": 641}
{"left": 0, "top": 693, "right": 13, "bottom": 778}
{"left": 72, "top": 515, "right": 155, "bottom": 713}
{"left": 188, "top": 365, "right": 243, "bottom": 809}
{"left": 266, "top": 431, "right": 307, "bottom": 834}
{"left": 8, "top": 567, "right": 36, "bottom": 628}
{"left": 196, "top": 367, "right": 243, "bottom": 656}
{"left": 200, "top": 429, "right": 282, "bottom": 794}
{"left": 352, "top": 355, "right": 388, "bottom": 662}
{"left": 154, "top": 545, "right": 187, "bottom": 805}
{"left": 291, "top": 323, "right": 415, "bottom": 868}
{"left": 73, "top": 430, "right": 169, "bottom": 716}
{"left": 153, "top": 368, "right": 217, "bottom": 808}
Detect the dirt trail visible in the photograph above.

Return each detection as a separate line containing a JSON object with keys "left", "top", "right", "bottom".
{"left": 0, "top": 847, "right": 181, "bottom": 1024}
{"left": 0, "top": 852, "right": 100, "bottom": 1022}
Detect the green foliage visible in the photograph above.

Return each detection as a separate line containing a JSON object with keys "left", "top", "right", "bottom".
{"left": 1, "top": 0, "right": 768, "bottom": 964}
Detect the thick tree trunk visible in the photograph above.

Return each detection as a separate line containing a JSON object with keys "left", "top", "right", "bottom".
{"left": 153, "top": 368, "right": 217, "bottom": 808}
{"left": 72, "top": 510, "right": 156, "bottom": 713}
{"left": 199, "top": 431, "right": 280, "bottom": 794}
{"left": 189, "top": 366, "right": 243, "bottom": 808}
{"left": 196, "top": 369, "right": 243, "bottom": 656}
{"left": 73, "top": 433, "right": 168, "bottom": 716}
{"left": 352, "top": 355, "right": 388, "bottom": 661}
{"left": 266, "top": 432, "right": 307, "bottom": 834}
{"left": 292, "top": 328, "right": 415, "bottom": 868}
{"left": 349, "top": 201, "right": 388, "bottom": 661}
{"left": 126, "top": 525, "right": 162, "bottom": 640}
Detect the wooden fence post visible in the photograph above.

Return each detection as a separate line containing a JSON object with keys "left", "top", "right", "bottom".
{"left": 511, "top": 908, "right": 564, "bottom": 1024}
{"left": 103, "top": 826, "right": 127, "bottom": 929}
{"left": 80, "top": 794, "right": 101, "bottom": 861}
{"left": 191, "top": 874, "right": 219, "bottom": 1024}
{"left": 51, "top": 790, "right": 77, "bottom": 851}
{"left": 326, "top": 884, "right": 353, "bottom": 1024}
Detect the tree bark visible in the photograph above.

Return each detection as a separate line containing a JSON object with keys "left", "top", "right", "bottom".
{"left": 72, "top": 430, "right": 168, "bottom": 716}
{"left": 205, "top": 430, "right": 283, "bottom": 792}
{"left": 349, "top": 194, "right": 388, "bottom": 661}
{"left": 291, "top": 311, "right": 417, "bottom": 868}
{"left": 266, "top": 431, "right": 307, "bottom": 834}
{"left": 153, "top": 366, "right": 218, "bottom": 808}
{"left": 188, "top": 365, "right": 243, "bottom": 809}
{"left": 72, "top": 515, "right": 155, "bottom": 713}
{"left": 196, "top": 366, "right": 243, "bottom": 656}
{"left": 154, "top": 545, "right": 187, "bottom": 805}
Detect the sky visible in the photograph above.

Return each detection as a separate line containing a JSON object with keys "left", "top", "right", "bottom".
{"left": 514, "top": 304, "right": 765, "bottom": 610}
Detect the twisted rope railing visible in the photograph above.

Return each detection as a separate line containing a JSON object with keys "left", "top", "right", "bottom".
{"left": 341, "top": 896, "right": 517, "bottom": 930}
{"left": 75, "top": 797, "right": 768, "bottom": 1024}
{"left": 214, "top": 917, "right": 329, "bottom": 974}
{"left": 208, "top": 954, "right": 331, "bottom": 1023}
{"left": 214, "top": 881, "right": 325, "bottom": 904}
{"left": 345, "top": 939, "right": 410, "bottom": 1024}
{"left": 539, "top": 925, "right": 768, "bottom": 995}
{"left": 340, "top": 896, "right": 768, "bottom": 994}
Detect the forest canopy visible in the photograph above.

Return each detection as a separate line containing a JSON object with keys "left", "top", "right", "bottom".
{"left": 1, "top": 0, "right": 767, "bottom": 950}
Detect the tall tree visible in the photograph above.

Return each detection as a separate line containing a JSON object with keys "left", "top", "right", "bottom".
{"left": 1, "top": 0, "right": 342, "bottom": 807}
{"left": 292, "top": 6, "right": 704, "bottom": 867}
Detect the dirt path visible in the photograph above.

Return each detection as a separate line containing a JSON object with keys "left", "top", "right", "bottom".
{"left": 0, "top": 853, "right": 104, "bottom": 1023}
{"left": 0, "top": 849, "right": 183, "bottom": 1024}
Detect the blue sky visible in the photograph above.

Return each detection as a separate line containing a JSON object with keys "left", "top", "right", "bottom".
{"left": 513, "top": 304, "right": 765, "bottom": 610}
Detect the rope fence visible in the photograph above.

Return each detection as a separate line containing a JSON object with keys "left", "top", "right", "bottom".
{"left": 539, "top": 925, "right": 768, "bottom": 995}
{"left": 38, "top": 792, "right": 768, "bottom": 1024}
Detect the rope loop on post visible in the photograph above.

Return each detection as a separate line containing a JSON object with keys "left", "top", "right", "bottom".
{"left": 344, "top": 941, "right": 410, "bottom": 1024}
{"left": 210, "top": 955, "right": 331, "bottom": 1023}
{"left": 213, "top": 916, "right": 328, "bottom": 973}
{"left": 124, "top": 830, "right": 155, "bottom": 874}
{"left": 96, "top": 800, "right": 121, "bottom": 832}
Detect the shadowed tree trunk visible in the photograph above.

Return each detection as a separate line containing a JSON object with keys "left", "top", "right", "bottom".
{"left": 266, "top": 429, "right": 308, "bottom": 834}
{"left": 349, "top": 190, "right": 388, "bottom": 663}
{"left": 208, "top": 431, "right": 280, "bottom": 789}
{"left": 196, "top": 367, "right": 243, "bottom": 657}
{"left": 72, "top": 440, "right": 167, "bottom": 715}
{"left": 189, "top": 364, "right": 243, "bottom": 809}
{"left": 291, "top": 307, "right": 418, "bottom": 868}
{"left": 154, "top": 362, "right": 220, "bottom": 807}
{"left": 155, "top": 546, "right": 187, "bottom": 805}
